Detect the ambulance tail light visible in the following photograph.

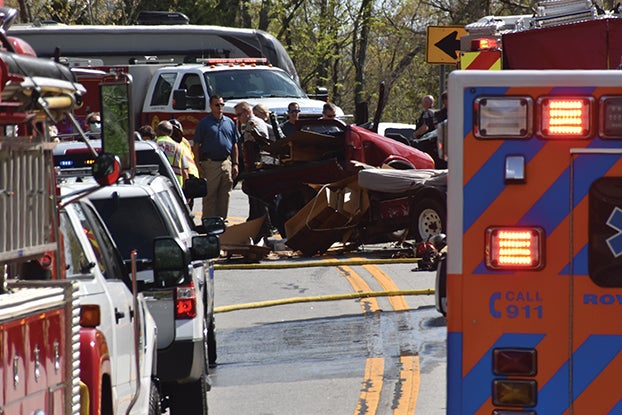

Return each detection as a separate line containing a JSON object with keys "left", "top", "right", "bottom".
{"left": 599, "top": 96, "right": 622, "bottom": 139}
{"left": 492, "top": 379, "right": 537, "bottom": 407}
{"left": 538, "top": 96, "right": 593, "bottom": 139}
{"left": 175, "top": 283, "right": 197, "bottom": 319}
{"left": 485, "top": 227, "right": 544, "bottom": 270}
{"left": 493, "top": 348, "right": 537, "bottom": 376}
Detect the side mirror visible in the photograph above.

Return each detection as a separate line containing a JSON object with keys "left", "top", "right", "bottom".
{"left": 191, "top": 234, "right": 221, "bottom": 260}
{"left": 153, "top": 237, "right": 190, "bottom": 287}
{"left": 182, "top": 176, "right": 208, "bottom": 199}
{"left": 92, "top": 153, "right": 121, "bottom": 186}
{"left": 172, "top": 89, "right": 187, "bottom": 110}
{"left": 100, "top": 78, "right": 135, "bottom": 176}
{"left": 201, "top": 216, "right": 226, "bottom": 236}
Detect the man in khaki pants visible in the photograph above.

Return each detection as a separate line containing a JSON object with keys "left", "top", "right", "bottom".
{"left": 193, "top": 94, "right": 239, "bottom": 220}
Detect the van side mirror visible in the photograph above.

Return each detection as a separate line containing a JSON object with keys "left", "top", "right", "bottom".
{"left": 191, "top": 234, "right": 220, "bottom": 260}
{"left": 100, "top": 78, "right": 135, "bottom": 177}
{"left": 201, "top": 216, "right": 226, "bottom": 235}
{"left": 153, "top": 237, "right": 190, "bottom": 286}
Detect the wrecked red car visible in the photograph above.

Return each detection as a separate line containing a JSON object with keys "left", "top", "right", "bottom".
{"left": 241, "top": 118, "right": 446, "bottom": 254}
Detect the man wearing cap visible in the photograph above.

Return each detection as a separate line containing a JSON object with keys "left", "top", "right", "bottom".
{"left": 155, "top": 120, "right": 188, "bottom": 186}
{"left": 170, "top": 119, "right": 198, "bottom": 179}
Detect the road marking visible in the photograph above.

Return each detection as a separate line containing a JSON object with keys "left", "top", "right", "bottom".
{"left": 355, "top": 357, "right": 384, "bottom": 415}
{"left": 336, "top": 265, "right": 380, "bottom": 313}
{"left": 362, "top": 264, "right": 410, "bottom": 311}
{"left": 394, "top": 354, "right": 421, "bottom": 415}
{"left": 348, "top": 258, "right": 421, "bottom": 414}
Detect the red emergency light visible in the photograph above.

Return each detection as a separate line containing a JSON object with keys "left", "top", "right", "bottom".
{"left": 485, "top": 227, "right": 544, "bottom": 270}
{"left": 538, "top": 96, "right": 592, "bottom": 139}
{"left": 471, "top": 37, "right": 500, "bottom": 51}
{"left": 202, "top": 58, "right": 269, "bottom": 68}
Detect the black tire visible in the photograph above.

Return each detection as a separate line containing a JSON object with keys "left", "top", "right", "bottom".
{"left": 148, "top": 380, "right": 161, "bottom": 415}
{"left": 386, "top": 160, "right": 414, "bottom": 170}
{"left": 411, "top": 197, "right": 446, "bottom": 242}
{"left": 435, "top": 254, "right": 447, "bottom": 316}
{"left": 208, "top": 316, "right": 217, "bottom": 368}
{"left": 167, "top": 319, "right": 209, "bottom": 415}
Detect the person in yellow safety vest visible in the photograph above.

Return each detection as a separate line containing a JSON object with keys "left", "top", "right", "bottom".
{"left": 155, "top": 120, "right": 188, "bottom": 186}
{"left": 170, "top": 119, "right": 199, "bottom": 178}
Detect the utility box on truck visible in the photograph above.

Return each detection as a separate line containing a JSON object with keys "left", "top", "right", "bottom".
{"left": 0, "top": 280, "right": 80, "bottom": 415}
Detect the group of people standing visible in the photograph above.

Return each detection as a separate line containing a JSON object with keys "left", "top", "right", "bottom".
{"left": 192, "top": 96, "right": 313, "bottom": 240}
{"left": 139, "top": 96, "right": 342, "bottom": 241}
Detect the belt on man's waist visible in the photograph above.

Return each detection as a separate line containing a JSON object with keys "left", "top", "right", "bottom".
{"left": 200, "top": 155, "right": 229, "bottom": 162}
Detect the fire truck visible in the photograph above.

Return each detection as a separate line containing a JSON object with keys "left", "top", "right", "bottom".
{"left": 458, "top": 0, "right": 622, "bottom": 70}
{"left": 0, "top": 7, "right": 85, "bottom": 413}
{"left": 439, "top": 0, "right": 622, "bottom": 413}
{"left": 0, "top": 6, "right": 162, "bottom": 413}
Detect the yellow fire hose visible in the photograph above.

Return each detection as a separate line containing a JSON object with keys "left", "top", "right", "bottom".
{"left": 214, "top": 289, "right": 434, "bottom": 313}
{"left": 214, "top": 257, "right": 421, "bottom": 270}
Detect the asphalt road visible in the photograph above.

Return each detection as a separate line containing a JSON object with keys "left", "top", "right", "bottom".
{"left": 195, "top": 187, "right": 447, "bottom": 414}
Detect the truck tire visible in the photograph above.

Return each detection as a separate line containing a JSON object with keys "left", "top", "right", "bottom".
{"left": 149, "top": 380, "right": 161, "bottom": 415}
{"left": 411, "top": 197, "right": 446, "bottom": 242}
{"left": 167, "top": 319, "right": 209, "bottom": 414}
{"left": 208, "top": 316, "right": 217, "bottom": 368}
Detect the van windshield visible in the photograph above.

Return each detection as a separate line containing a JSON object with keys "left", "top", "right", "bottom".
{"left": 205, "top": 68, "right": 306, "bottom": 100}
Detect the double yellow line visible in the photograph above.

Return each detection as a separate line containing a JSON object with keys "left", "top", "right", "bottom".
{"left": 340, "top": 260, "right": 422, "bottom": 415}
{"left": 215, "top": 215, "right": 425, "bottom": 414}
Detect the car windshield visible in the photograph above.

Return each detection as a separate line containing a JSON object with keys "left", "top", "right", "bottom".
{"left": 91, "top": 195, "right": 171, "bottom": 260}
{"left": 205, "top": 68, "right": 306, "bottom": 100}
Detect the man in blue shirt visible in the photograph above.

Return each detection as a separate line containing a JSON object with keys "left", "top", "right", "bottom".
{"left": 193, "top": 95, "right": 239, "bottom": 220}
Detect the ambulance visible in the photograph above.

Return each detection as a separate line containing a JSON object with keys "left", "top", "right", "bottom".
{"left": 439, "top": 0, "right": 622, "bottom": 413}
{"left": 444, "top": 68, "right": 622, "bottom": 415}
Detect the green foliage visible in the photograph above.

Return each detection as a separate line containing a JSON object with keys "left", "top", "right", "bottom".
{"left": 8, "top": 0, "right": 535, "bottom": 123}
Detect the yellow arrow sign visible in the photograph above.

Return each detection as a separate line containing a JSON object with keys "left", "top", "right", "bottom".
{"left": 426, "top": 26, "right": 468, "bottom": 64}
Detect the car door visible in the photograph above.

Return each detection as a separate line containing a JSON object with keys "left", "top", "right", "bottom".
{"left": 63, "top": 203, "right": 138, "bottom": 408}
{"left": 154, "top": 188, "right": 208, "bottom": 339}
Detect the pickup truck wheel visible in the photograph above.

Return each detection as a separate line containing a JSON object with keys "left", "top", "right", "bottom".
{"left": 167, "top": 374, "right": 208, "bottom": 414}
{"left": 168, "top": 319, "right": 209, "bottom": 414}
{"left": 208, "top": 316, "right": 217, "bottom": 368}
{"left": 149, "top": 380, "right": 161, "bottom": 415}
{"left": 411, "top": 197, "right": 446, "bottom": 242}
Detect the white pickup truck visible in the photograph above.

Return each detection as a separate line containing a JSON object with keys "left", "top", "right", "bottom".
{"left": 59, "top": 171, "right": 224, "bottom": 415}
{"left": 58, "top": 195, "right": 160, "bottom": 414}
